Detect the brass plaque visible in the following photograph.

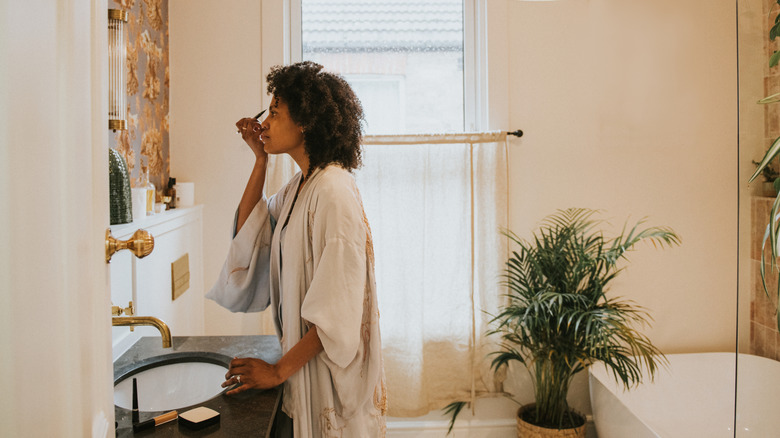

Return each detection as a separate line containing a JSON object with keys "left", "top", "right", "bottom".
{"left": 171, "top": 253, "right": 190, "bottom": 300}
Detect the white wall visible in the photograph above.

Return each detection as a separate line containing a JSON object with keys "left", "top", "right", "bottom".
{"left": 507, "top": 0, "right": 738, "bottom": 354}
{"left": 169, "top": 0, "right": 272, "bottom": 335}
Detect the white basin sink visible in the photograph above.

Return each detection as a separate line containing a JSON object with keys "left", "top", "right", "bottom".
{"left": 114, "top": 354, "right": 229, "bottom": 412}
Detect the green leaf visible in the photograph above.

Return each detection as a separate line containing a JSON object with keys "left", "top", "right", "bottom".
{"left": 758, "top": 91, "right": 780, "bottom": 105}
{"left": 771, "top": 194, "right": 780, "bottom": 259}
{"left": 749, "top": 136, "right": 780, "bottom": 183}
{"left": 770, "top": 50, "right": 780, "bottom": 68}
{"left": 443, "top": 401, "right": 468, "bottom": 435}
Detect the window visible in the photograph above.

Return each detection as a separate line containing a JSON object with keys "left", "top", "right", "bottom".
{"left": 294, "top": 0, "right": 506, "bottom": 417}
{"left": 298, "top": 0, "right": 471, "bottom": 134}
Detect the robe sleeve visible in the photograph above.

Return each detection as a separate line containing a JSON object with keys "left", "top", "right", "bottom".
{"left": 300, "top": 176, "right": 367, "bottom": 369}
{"left": 205, "top": 197, "right": 274, "bottom": 313}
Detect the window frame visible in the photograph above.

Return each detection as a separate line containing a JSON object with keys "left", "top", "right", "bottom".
{"left": 288, "top": 0, "right": 480, "bottom": 133}
{"left": 263, "top": 0, "right": 508, "bottom": 132}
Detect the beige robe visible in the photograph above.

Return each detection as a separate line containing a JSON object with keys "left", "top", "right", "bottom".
{"left": 207, "top": 165, "right": 387, "bottom": 437}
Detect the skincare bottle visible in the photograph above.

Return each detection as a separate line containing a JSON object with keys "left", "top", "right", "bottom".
{"left": 167, "top": 177, "right": 177, "bottom": 209}
{"left": 141, "top": 166, "right": 155, "bottom": 216}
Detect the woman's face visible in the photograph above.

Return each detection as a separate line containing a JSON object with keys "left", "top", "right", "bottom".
{"left": 260, "top": 96, "right": 305, "bottom": 159}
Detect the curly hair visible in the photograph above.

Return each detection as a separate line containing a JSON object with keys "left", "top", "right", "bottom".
{"left": 266, "top": 61, "right": 364, "bottom": 175}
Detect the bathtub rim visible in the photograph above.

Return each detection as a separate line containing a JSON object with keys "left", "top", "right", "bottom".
{"left": 587, "top": 351, "right": 778, "bottom": 438}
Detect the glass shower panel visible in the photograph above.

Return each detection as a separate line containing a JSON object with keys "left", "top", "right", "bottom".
{"left": 738, "top": 0, "right": 780, "bottom": 436}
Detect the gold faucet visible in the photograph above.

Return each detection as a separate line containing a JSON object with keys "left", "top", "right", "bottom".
{"left": 112, "top": 316, "right": 172, "bottom": 348}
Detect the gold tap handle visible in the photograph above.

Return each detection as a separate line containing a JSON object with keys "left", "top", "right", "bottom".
{"left": 106, "top": 229, "right": 154, "bottom": 263}
{"left": 110, "top": 301, "right": 135, "bottom": 316}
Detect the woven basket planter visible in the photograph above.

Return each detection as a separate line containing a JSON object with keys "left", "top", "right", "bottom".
{"left": 516, "top": 405, "right": 586, "bottom": 438}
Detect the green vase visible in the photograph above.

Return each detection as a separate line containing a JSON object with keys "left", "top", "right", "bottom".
{"left": 109, "top": 148, "right": 133, "bottom": 225}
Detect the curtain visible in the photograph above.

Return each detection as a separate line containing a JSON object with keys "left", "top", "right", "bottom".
{"left": 356, "top": 132, "right": 509, "bottom": 417}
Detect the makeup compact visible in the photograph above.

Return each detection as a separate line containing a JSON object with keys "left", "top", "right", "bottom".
{"left": 179, "top": 406, "right": 221, "bottom": 430}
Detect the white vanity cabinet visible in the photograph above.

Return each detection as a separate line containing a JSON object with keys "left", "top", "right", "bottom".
{"left": 110, "top": 206, "right": 205, "bottom": 359}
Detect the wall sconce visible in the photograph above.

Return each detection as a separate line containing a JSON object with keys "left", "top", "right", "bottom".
{"left": 108, "top": 9, "right": 128, "bottom": 131}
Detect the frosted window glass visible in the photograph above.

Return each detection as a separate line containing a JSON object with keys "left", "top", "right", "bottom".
{"left": 301, "top": 0, "right": 465, "bottom": 135}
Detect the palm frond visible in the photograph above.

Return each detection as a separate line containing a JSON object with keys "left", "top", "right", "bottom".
{"left": 443, "top": 401, "right": 469, "bottom": 435}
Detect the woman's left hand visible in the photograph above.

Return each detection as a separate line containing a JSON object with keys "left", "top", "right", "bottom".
{"left": 222, "top": 357, "right": 283, "bottom": 395}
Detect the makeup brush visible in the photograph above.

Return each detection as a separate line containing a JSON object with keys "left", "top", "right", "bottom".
{"left": 132, "top": 410, "right": 178, "bottom": 433}
{"left": 132, "top": 378, "right": 139, "bottom": 424}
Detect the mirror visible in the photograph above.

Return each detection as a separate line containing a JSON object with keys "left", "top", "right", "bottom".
{"left": 118, "top": 0, "right": 756, "bottom": 434}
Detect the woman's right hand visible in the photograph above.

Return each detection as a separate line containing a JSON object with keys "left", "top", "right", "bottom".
{"left": 236, "top": 117, "right": 266, "bottom": 159}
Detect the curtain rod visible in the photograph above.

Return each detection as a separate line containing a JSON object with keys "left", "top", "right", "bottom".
{"left": 362, "top": 129, "right": 523, "bottom": 146}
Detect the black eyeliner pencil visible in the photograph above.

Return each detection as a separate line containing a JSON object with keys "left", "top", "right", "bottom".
{"left": 236, "top": 110, "right": 266, "bottom": 135}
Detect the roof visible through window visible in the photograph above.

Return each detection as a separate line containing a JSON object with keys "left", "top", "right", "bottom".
{"left": 301, "top": 0, "right": 466, "bottom": 135}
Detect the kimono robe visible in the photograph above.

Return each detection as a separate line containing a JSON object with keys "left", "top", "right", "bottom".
{"left": 207, "top": 165, "right": 387, "bottom": 437}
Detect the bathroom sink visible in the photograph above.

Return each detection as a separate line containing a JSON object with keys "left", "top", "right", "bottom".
{"left": 114, "top": 352, "right": 231, "bottom": 412}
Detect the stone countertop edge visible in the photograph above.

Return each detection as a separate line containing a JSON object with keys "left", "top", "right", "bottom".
{"left": 114, "top": 335, "right": 283, "bottom": 438}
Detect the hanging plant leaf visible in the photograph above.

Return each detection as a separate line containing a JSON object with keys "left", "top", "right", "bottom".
{"left": 749, "top": 136, "right": 780, "bottom": 183}
{"left": 771, "top": 23, "right": 780, "bottom": 40}
{"left": 759, "top": 203, "right": 780, "bottom": 332}
{"left": 758, "top": 92, "right": 780, "bottom": 105}
{"left": 771, "top": 50, "right": 780, "bottom": 68}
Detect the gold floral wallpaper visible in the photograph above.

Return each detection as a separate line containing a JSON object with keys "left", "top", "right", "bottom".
{"left": 109, "top": 0, "right": 169, "bottom": 192}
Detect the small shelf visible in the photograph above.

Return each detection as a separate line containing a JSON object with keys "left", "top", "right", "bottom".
{"left": 110, "top": 205, "right": 203, "bottom": 238}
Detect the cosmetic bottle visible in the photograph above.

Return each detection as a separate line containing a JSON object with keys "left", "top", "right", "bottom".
{"left": 167, "top": 177, "right": 177, "bottom": 209}
{"left": 141, "top": 166, "right": 155, "bottom": 216}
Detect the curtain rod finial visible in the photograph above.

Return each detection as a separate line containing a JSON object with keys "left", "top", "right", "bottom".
{"left": 507, "top": 130, "right": 523, "bottom": 138}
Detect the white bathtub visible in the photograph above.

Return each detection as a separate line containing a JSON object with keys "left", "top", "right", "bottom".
{"left": 589, "top": 352, "right": 779, "bottom": 437}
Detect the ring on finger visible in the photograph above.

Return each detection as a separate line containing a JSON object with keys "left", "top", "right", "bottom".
{"left": 237, "top": 375, "right": 241, "bottom": 383}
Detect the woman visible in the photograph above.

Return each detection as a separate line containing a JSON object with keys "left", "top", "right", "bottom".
{"left": 207, "top": 61, "right": 387, "bottom": 437}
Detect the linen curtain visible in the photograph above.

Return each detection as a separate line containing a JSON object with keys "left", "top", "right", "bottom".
{"left": 263, "top": 132, "right": 509, "bottom": 416}
{"left": 356, "top": 132, "right": 509, "bottom": 417}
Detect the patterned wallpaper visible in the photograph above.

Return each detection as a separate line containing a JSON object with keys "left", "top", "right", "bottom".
{"left": 109, "top": 0, "right": 169, "bottom": 192}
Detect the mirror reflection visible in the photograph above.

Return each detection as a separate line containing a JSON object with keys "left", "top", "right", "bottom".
{"left": 105, "top": 0, "right": 767, "bottom": 436}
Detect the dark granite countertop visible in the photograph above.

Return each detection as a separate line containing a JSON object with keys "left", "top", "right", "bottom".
{"left": 114, "top": 336, "right": 282, "bottom": 437}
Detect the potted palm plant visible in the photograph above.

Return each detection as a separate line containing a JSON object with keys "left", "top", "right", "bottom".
{"left": 445, "top": 208, "right": 680, "bottom": 437}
